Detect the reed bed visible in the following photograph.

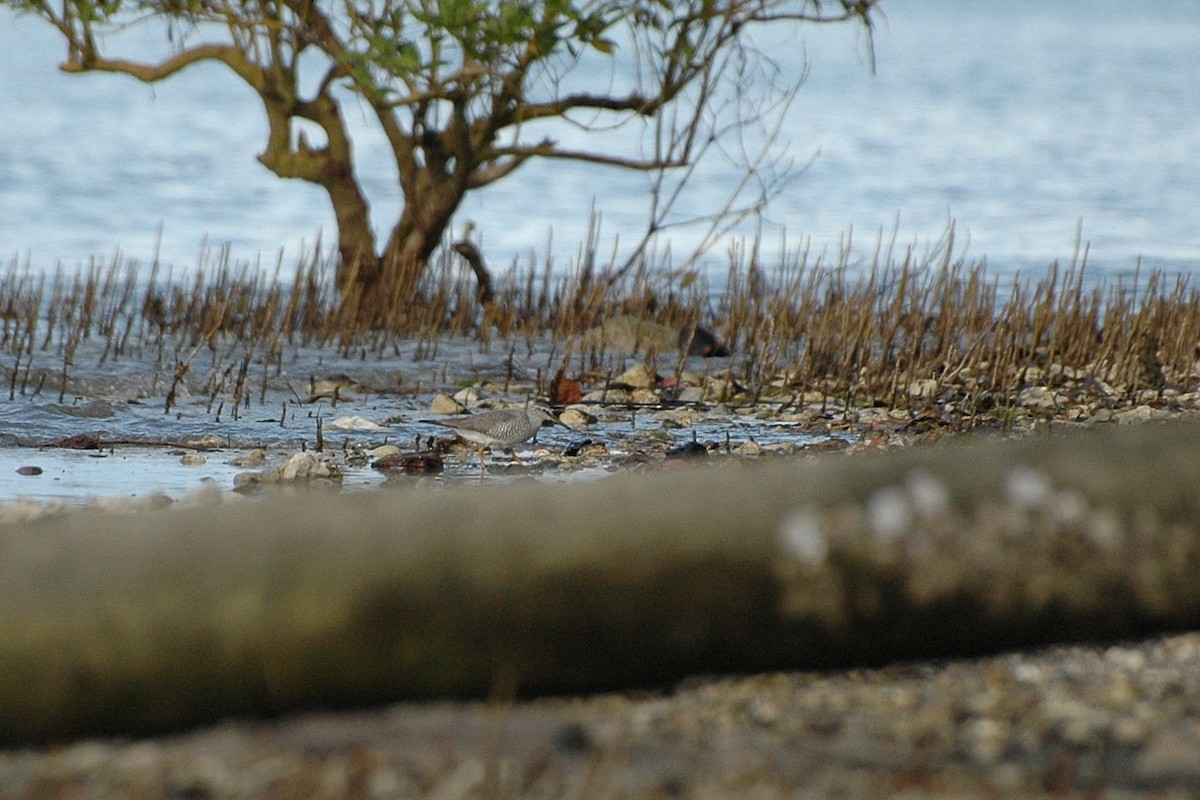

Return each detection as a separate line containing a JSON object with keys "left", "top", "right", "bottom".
{"left": 2, "top": 228, "right": 1199, "bottom": 430}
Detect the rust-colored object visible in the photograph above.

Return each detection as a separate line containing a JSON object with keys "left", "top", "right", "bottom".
{"left": 550, "top": 368, "right": 583, "bottom": 405}
{"left": 371, "top": 452, "right": 445, "bottom": 475}
{"left": 56, "top": 434, "right": 101, "bottom": 450}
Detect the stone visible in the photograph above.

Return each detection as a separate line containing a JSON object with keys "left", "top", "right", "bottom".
{"left": 367, "top": 444, "right": 402, "bottom": 459}
{"left": 908, "top": 378, "right": 939, "bottom": 399}
{"left": 1017, "top": 386, "right": 1058, "bottom": 409}
{"left": 733, "top": 438, "right": 762, "bottom": 457}
{"left": 655, "top": 408, "right": 702, "bottom": 428}
{"left": 630, "top": 388, "right": 662, "bottom": 405}
{"left": 326, "top": 415, "right": 386, "bottom": 431}
{"left": 1135, "top": 722, "right": 1200, "bottom": 785}
{"left": 452, "top": 386, "right": 483, "bottom": 407}
{"left": 1114, "top": 405, "right": 1170, "bottom": 424}
{"left": 558, "top": 407, "right": 594, "bottom": 430}
{"left": 581, "top": 388, "right": 630, "bottom": 403}
{"left": 616, "top": 364, "right": 658, "bottom": 389}
{"left": 430, "top": 393, "right": 466, "bottom": 415}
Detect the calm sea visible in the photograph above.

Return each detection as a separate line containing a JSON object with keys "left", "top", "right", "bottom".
{"left": 1, "top": 0, "right": 1197, "bottom": 282}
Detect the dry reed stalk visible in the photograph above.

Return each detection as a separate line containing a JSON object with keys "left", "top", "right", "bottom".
{"left": 4, "top": 223, "right": 1200, "bottom": 434}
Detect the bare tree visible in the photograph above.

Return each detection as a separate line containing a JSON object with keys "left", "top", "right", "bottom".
{"left": 9, "top": 0, "right": 879, "bottom": 317}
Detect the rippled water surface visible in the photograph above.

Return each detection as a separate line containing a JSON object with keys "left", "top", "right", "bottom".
{"left": 2, "top": 1, "right": 1198, "bottom": 502}
{"left": 2, "top": 0, "right": 1197, "bottom": 278}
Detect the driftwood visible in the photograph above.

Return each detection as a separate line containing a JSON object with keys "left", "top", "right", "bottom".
{"left": 4, "top": 422, "right": 1200, "bottom": 744}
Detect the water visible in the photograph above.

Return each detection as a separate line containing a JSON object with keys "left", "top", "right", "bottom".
{"left": 1, "top": 1, "right": 1199, "bottom": 503}
{"left": 1, "top": 1, "right": 1197, "bottom": 279}
{"left": 0, "top": 330, "right": 842, "bottom": 504}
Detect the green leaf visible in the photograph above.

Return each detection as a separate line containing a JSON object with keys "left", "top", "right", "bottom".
{"left": 395, "top": 40, "right": 422, "bottom": 73}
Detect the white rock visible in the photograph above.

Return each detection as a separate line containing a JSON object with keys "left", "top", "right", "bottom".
{"left": 1017, "top": 386, "right": 1058, "bottom": 409}
{"left": 907, "top": 378, "right": 939, "bottom": 399}
{"left": 368, "top": 444, "right": 402, "bottom": 459}
{"left": 558, "top": 407, "right": 594, "bottom": 430}
{"left": 733, "top": 438, "right": 762, "bottom": 456}
{"left": 1115, "top": 405, "right": 1170, "bottom": 424}
{"left": 279, "top": 452, "right": 321, "bottom": 480}
{"left": 325, "top": 415, "right": 387, "bottom": 431}
{"left": 582, "top": 388, "right": 630, "bottom": 403}
{"left": 616, "top": 364, "right": 658, "bottom": 389}
{"left": 631, "top": 388, "right": 662, "bottom": 404}
{"left": 655, "top": 407, "right": 702, "bottom": 428}
{"left": 229, "top": 449, "right": 267, "bottom": 467}
{"left": 430, "top": 393, "right": 466, "bottom": 414}
{"left": 452, "top": 386, "right": 484, "bottom": 407}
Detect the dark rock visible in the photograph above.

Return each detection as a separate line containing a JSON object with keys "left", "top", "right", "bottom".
{"left": 679, "top": 324, "right": 730, "bottom": 357}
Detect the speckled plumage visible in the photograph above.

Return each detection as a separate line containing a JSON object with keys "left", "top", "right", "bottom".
{"left": 440, "top": 406, "right": 559, "bottom": 449}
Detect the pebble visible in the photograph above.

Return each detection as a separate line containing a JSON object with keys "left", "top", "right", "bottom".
{"left": 228, "top": 449, "right": 267, "bottom": 467}
{"left": 630, "top": 388, "right": 661, "bottom": 404}
{"left": 581, "top": 388, "right": 630, "bottom": 403}
{"left": 732, "top": 438, "right": 762, "bottom": 457}
{"left": 908, "top": 378, "right": 939, "bottom": 398}
{"left": 1135, "top": 721, "right": 1200, "bottom": 785}
{"left": 654, "top": 407, "right": 702, "bottom": 428}
{"left": 234, "top": 452, "right": 341, "bottom": 487}
{"left": 558, "top": 407, "right": 594, "bottom": 429}
{"left": 616, "top": 364, "right": 657, "bottom": 389}
{"left": 367, "top": 444, "right": 402, "bottom": 459}
{"left": 452, "top": 386, "right": 483, "bottom": 408}
{"left": 1016, "top": 386, "right": 1059, "bottom": 409}
{"left": 325, "top": 415, "right": 387, "bottom": 431}
{"left": 430, "top": 393, "right": 466, "bottom": 414}
{"left": 1115, "top": 405, "right": 1171, "bottom": 424}
{"left": 7, "top": 634, "right": 1200, "bottom": 798}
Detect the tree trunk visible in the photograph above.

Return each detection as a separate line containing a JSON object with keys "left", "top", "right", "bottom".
{"left": 343, "top": 173, "right": 466, "bottom": 325}
{"left": 327, "top": 173, "right": 378, "bottom": 294}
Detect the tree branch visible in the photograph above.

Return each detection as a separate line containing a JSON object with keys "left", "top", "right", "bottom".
{"left": 61, "top": 42, "right": 263, "bottom": 88}
{"left": 512, "top": 91, "right": 658, "bottom": 123}
{"left": 749, "top": 2, "right": 879, "bottom": 25}
{"left": 466, "top": 154, "right": 534, "bottom": 189}
{"left": 489, "top": 143, "right": 687, "bottom": 171}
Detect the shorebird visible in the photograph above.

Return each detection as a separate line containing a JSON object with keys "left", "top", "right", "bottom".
{"left": 437, "top": 405, "right": 562, "bottom": 472}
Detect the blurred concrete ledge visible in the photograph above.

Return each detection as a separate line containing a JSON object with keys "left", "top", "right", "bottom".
{"left": 4, "top": 421, "right": 1200, "bottom": 744}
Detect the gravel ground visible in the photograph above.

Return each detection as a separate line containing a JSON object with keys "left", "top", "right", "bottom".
{"left": 3, "top": 633, "right": 1200, "bottom": 798}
